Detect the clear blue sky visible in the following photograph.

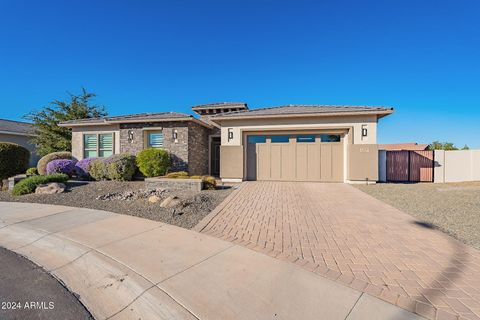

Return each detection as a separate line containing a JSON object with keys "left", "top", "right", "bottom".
{"left": 1, "top": 0, "right": 479, "bottom": 147}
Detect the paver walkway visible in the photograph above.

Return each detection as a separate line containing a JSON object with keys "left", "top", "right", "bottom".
{"left": 0, "top": 201, "right": 423, "bottom": 320}
{"left": 197, "top": 182, "right": 480, "bottom": 320}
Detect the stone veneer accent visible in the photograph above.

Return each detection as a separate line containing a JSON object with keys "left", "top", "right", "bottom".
{"left": 119, "top": 121, "right": 211, "bottom": 175}
{"left": 145, "top": 177, "right": 203, "bottom": 192}
{"left": 187, "top": 122, "right": 210, "bottom": 175}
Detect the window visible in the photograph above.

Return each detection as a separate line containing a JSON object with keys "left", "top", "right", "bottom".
{"left": 271, "top": 135, "right": 289, "bottom": 143}
{"left": 296, "top": 135, "right": 315, "bottom": 143}
{"left": 320, "top": 134, "right": 341, "bottom": 142}
{"left": 247, "top": 135, "right": 266, "bottom": 144}
{"left": 83, "top": 134, "right": 98, "bottom": 158}
{"left": 147, "top": 131, "right": 164, "bottom": 148}
{"left": 83, "top": 133, "right": 114, "bottom": 158}
{"left": 99, "top": 134, "right": 113, "bottom": 157}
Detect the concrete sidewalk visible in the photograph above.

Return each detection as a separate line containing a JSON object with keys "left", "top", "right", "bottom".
{"left": 0, "top": 202, "right": 424, "bottom": 320}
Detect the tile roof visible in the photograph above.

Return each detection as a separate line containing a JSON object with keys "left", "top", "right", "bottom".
{"left": 191, "top": 102, "right": 248, "bottom": 110}
{"left": 0, "top": 119, "right": 35, "bottom": 135}
{"left": 59, "top": 112, "right": 195, "bottom": 125}
{"left": 379, "top": 143, "right": 430, "bottom": 151}
{"left": 211, "top": 104, "right": 393, "bottom": 119}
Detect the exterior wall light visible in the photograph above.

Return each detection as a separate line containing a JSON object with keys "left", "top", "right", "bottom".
{"left": 173, "top": 129, "right": 178, "bottom": 140}
{"left": 228, "top": 128, "right": 234, "bottom": 141}
{"left": 361, "top": 125, "right": 368, "bottom": 138}
{"left": 128, "top": 130, "right": 134, "bottom": 143}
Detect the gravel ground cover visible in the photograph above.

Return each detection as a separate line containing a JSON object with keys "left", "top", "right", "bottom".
{"left": 355, "top": 181, "right": 480, "bottom": 250}
{"left": 0, "top": 181, "right": 233, "bottom": 229}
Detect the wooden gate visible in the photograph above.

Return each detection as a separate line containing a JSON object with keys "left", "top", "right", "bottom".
{"left": 386, "top": 150, "right": 434, "bottom": 182}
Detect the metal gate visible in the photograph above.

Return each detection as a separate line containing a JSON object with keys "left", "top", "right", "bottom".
{"left": 386, "top": 150, "right": 434, "bottom": 182}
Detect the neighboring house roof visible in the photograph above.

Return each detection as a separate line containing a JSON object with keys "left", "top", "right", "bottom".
{"left": 58, "top": 112, "right": 212, "bottom": 128}
{"left": 210, "top": 105, "right": 393, "bottom": 121}
{"left": 378, "top": 142, "right": 430, "bottom": 151}
{"left": 0, "top": 119, "right": 35, "bottom": 136}
{"left": 191, "top": 102, "right": 248, "bottom": 111}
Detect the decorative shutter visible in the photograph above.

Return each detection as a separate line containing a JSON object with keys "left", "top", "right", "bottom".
{"left": 84, "top": 134, "right": 98, "bottom": 158}
{"left": 99, "top": 134, "right": 113, "bottom": 157}
{"left": 149, "top": 133, "right": 164, "bottom": 148}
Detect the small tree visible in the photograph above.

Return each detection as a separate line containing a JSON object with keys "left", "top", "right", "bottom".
{"left": 461, "top": 145, "right": 470, "bottom": 150}
{"left": 25, "top": 88, "right": 107, "bottom": 156}
{"left": 428, "top": 141, "right": 458, "bottom": 151}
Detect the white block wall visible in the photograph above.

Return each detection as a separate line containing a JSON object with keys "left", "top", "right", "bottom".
{"left": 434, "top": 150, "right": 480, "bottom": 183}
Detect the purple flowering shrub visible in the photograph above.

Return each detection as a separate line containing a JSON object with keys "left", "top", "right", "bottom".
{"left": 45, "top": 159, "right": 77, "bottom": 177}
{"left": 74, "top": 157, "right": 97, "bottom": 179}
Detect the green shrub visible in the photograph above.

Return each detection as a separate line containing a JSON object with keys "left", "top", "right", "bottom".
{"left": 165, "top": 171, "right": 189, "bottom": 178}
{"left": 26, "top": 167, "right": 38, "bottom": 175}
{"left": 37, "top": 151, "right": 72, "bottom": 175}
{"left": 89, "top": 159, "right": 108, "bottom": 181}
{"left": 12, "top": 173, "right": 68, "bottom": 196}
{"left": 105, "top": 154, "right": 137, "bottom": 181}
{"left": 136, "top": 148, "right": 171, "bottom": 177}
{"left": 0, "top": 143, "right": 30, "bottom": 180}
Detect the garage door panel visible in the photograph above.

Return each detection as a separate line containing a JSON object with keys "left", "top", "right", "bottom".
{"left": 257, "top": 144, "right": 270, "bottom": 180}
{"left": 331, "top": 144, "right": 343, "bottom": 182}
{"left": 320, "top": 144, "right": 332, "bottom": 181}
{"left": 281, "top": 145, "right": 295, "bottom": 180}
{"left": 296, "top": 144, "right": 308, "bottom": 181}
{"left": 307, "top": 144, "right": 320, "bottom": 181}
{"left": 270, "top": 144, "right": 282, "bottom": 180}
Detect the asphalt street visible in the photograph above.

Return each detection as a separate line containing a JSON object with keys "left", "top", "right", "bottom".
{"left": 0, "top": 247, "right": 93, "bottom": 320}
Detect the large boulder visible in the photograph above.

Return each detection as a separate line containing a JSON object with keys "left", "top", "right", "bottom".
{"left": 35, "top": 182, "right": 66, "bottom": 194}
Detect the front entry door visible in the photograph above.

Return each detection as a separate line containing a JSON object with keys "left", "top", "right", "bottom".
{"left": 210, "top": 137, "right": 221, "bottom": 177}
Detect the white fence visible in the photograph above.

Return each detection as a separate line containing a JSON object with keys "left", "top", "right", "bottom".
{"left": 434, "top": 150, "right": 480, "bottom": 183}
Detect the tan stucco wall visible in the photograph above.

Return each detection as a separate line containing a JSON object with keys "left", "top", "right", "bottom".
{"left": 434, "top": 150, "right": 480, "bottom": 183}
{"left": 347, "top": 144, "right": 379, "bottom": 182}
{"left": 71, "top": 125, "right": 120, "bottom": 159}
{"left": 220, "top": 145, "right": 243, "bottom": 179}
{"left": 218, "top": 115, "right": 377, "bottom": 146}
{"left": 0, "top": 133, "right": 39, "bottom": 166}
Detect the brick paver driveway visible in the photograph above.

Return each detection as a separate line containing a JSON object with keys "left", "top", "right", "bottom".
{"left": 198, "top": 182, "right": 480, "bottom": 320}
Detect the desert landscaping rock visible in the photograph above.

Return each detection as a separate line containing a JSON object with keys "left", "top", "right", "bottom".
{"left": 35, "top": 182, "right": 66, "bottom": 194}
{"left": 0, "top": 181, "right": 232, "bottom": 229}
{"left": 96, "top": 187, "right": 166, "bottom": 201}
{"left": 148, "top": 195, "right": 161, "bottom": 203}
{"left": 159, "top": 195, "right": 181, "bottom": 208}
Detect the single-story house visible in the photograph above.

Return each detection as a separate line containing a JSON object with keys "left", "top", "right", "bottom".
{"left": 59, "top": 103, "right": 393, "bottom": 183}
{"left": 0, "top": 119, "right": 39, "bottom": 166}
{"left": 379, "top": 142, "right": 429, "bottom": 151}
